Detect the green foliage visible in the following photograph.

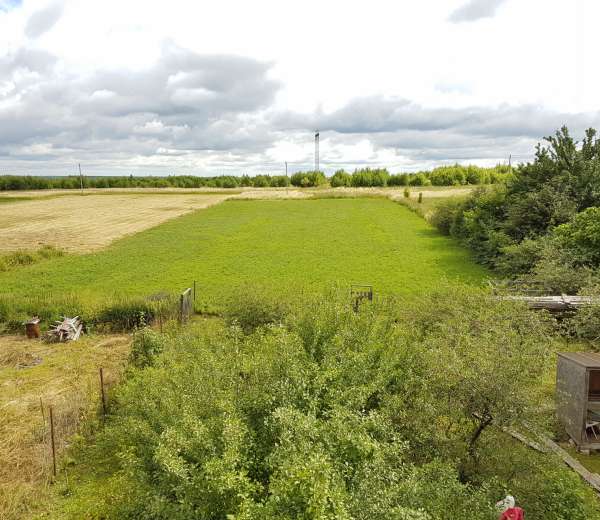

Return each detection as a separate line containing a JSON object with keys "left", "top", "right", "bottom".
{"left": 130, "top": 327, "right": 167, "bottom": 368}
{"left": 0, "top": 174, "right": 292, "bottom": 190}
{"left": 0, "top": 245, "right": 64, "bottom": 272}
{"left": 290, "top": 171, "right": 327, "bottom": 187}
{"left": 350, "top": 168, "right": 390, "bottom": 187}
{"left": 430, "top": 127, "right": 600, "bottom": 291}
{"left": 567, "top": 283, "right": 600, "bottom": 346}
{"left": 94, "top": 299, "right": 156, "bottom": 331}
{"left": 223, "top": 285, "right": 291, "bottom": 333}
{"left": 389, "top": 173, "right": 409, "bottom": 186}
{"left": 553, "top": 207, "right": 600, "bottom": 265}
{"left": 54, "top": 289, "right": 599, "bottom": 519}
{"left": 0, "top": 164, "right": 509, "bottom": 192}
{"left": 330, "top": 169, "right": 352, "bottom": 187}
{"left": 428, "top": 198, "right": 463, "bottom": 235}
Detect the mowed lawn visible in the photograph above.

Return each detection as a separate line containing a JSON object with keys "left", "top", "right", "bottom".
{"left": 0, "top": 198, "right": 488, "bottom": 304}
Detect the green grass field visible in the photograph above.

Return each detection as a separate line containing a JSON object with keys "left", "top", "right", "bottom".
{"left": 0, "top": 198, "right": 487, "bottom": 309}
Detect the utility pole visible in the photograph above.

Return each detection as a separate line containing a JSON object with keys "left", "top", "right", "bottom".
{"left": 285, "top": 161, "right": 288, "bottom": 177}
{"left": 78, "top": 163, "right": 84, "bottom": 193}
{"left": 314, "top": 131, "right": 320, "bottom": 172}
{"left": 508, "top": 154, "right": 512, "bottom": 173}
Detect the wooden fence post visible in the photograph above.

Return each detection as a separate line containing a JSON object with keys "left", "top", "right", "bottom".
{"left": 99, "top": 367, "right": 107, "bottom": 420}
{"left": 49, "top": 405, "right": 57, "bottom": 477}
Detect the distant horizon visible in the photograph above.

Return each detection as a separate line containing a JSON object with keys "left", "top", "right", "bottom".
{"left": 0, "top": 160, "right": 517, "bottom": 179}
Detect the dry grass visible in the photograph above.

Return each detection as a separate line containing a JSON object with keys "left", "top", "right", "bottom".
{"left": 0, "top": 333, "right": 130, "bottom": 520}
{"left": 0, "top": 193, "right": 229, "bottom": 253}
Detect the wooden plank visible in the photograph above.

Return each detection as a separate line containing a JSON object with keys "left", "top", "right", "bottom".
{"left": 542, "top": 436, "right": 600, "bottom": 493}
{"left": 507, "top": 427, "right": 600, "bottom": 494}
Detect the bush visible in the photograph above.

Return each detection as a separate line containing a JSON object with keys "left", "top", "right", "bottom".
{"left": 567, "top": 284, "right": 600, "bottom": 346}
{"left": 330, "top": 169, "right": 351, "bottom": 187}
{"left": 56, "top": 289, "right": 600, "bottom": 519}
{"left": 430, "top": 198, "right": 463, "bottom": 235}
{"left": 389, "top": 173, "right": 409, "bottom": 186}
{"left": 130, "top": 327, "right": 167, "bottom": 368}
{"left": 553, "top": 207, "right": 600, "bottom": 266}
{"left": 222, "top": 285, "right": 291, "bottom": 333}
{"left": 350, "top": 168, "right": 390, "bottom": 187}
{"left": 290, "top": 171, "right": 327, "bottom": 187}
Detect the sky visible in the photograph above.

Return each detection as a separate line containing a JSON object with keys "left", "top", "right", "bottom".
{"left": 0, "top": 0, "right": 598, "bottom": 176}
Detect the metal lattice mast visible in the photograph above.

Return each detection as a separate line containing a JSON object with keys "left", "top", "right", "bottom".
{"left": 315, "top": 131, "right": 320, "bottom": 172}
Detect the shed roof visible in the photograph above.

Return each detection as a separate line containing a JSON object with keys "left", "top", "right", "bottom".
{"left": 558, "top": 352, "right": 600, "bottom": 368}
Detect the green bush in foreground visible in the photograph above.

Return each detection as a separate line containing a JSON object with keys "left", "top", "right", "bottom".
{"left": 55, "top": 288, "right": 600, "bottom": 519}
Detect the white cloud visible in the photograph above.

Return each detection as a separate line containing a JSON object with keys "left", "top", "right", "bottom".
{"left": 0, "top": 0, "right": 598, "bottom": 176}
{"left": 448, "top": 0, "right": 507, "bottom": 23}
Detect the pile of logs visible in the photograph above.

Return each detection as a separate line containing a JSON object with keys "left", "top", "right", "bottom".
{"left": 46, "top": 316, "right": 83, "bottom": 342}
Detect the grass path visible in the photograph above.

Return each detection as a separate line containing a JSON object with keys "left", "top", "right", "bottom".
{"left": 0, "top": 198, "right": 488, "bottom": 308}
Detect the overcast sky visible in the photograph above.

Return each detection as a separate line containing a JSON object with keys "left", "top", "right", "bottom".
{"left": 0, "top": 0, "right": 598, "bottom": 176}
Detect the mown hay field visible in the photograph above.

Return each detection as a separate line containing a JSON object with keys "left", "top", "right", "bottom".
{"left": 0, "top": 193, "right": 230, "bottom": 253}
{"left": 0, "top": 198, "right": 487, "bottom": 310}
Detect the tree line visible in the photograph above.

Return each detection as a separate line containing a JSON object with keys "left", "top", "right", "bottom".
{"left": 0, "top": 164, "right": 511, "bottom": 191}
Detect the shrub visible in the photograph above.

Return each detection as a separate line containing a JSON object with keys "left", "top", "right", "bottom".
{"left": 57, "top": 289, "right": 600, "bottom": 519}
{"left": 290, "top": 171, "right": 326, "bottom": 187}
{"left": 553, "top": 207, "right": 600, "bottom": 266}
{"left": 350, "top": 168, "right": 390, "bottom": 187}
{"left": 389, "top": 173, "right": 409, "bottom": 186}
{"left": 130, "top": 327, "right": 167, "bottom": 368}
{"left": 567, "top": 283, "right": 600, "bottom": 346}
{"left": 222, "top": 285, "right": 291, "bottom": 333}
{"left": 95, "top": 299, "right": 158, "bottom": 331}
{"left": 330, "top": 169, "right": 351, "bottom": 187}
{"left": 430, "top": 198, "right": 463, "bottom": 235}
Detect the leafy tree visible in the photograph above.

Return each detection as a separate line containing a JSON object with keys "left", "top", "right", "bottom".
{"left": 330, "top": 170, "right": 351, "bottom": 187}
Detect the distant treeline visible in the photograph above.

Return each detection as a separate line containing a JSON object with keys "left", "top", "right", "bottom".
{"left": 331, "top": 164, "right": 512, "bottom": 187}
{"left": 0, "top": 164, "right": 511, "bottom": 191}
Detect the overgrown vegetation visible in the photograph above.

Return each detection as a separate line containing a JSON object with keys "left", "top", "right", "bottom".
{"left": 0, "top": 245, "right": 64, "bottom": 272}
{"left": 0, "top": 292, "right": 178, "bottom": 334}
{"left": 431, "top": 127, "right": 600, "bottom": 296}
{"left": 50, "top": 288, "right": 600, "bottom": 519}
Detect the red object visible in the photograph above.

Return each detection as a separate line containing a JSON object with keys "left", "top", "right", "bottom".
{"left": 500, "top": 507, "right": 524, "bottom": 520}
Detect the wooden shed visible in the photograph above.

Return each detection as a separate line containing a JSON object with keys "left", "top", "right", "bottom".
{"left": 556, "top": 352, "right": 600, "bottom": 451}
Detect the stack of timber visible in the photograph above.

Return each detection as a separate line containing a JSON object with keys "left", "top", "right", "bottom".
{"left": 46, "top": 316, "right": 83, "bottom": 342}
{"left": 501, "top": 295, "right": 599, "bottom": 311}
